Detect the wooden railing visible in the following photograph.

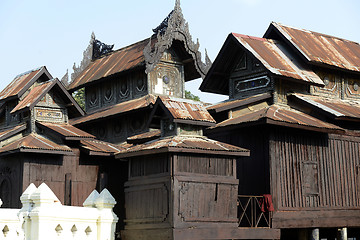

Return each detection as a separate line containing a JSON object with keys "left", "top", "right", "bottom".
{"left": 237, "top": 195, "right": 272, "bottom": 228}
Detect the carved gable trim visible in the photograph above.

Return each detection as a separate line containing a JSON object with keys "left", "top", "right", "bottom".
{"left": 144, "top": 0, "right": 211, "bottom": 79}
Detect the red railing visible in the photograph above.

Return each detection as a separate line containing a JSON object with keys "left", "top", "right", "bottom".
{"left": 237, "top": 195, "right": 272, "bottom": 228}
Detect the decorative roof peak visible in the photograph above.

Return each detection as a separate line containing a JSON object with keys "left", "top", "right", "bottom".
{"left": 144, "top": 0, "right": 211, "bottom": 79}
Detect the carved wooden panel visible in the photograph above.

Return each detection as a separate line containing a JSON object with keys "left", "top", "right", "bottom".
{"left": 117, "top": 77, "right": 131, "bottom": 102}
{"left": 345, "top": 77, "right": 360, "bottom": 100}
{"left": 86, "top": 86, "right": 100, "bottom": 111}
{"left": 132, "top": 72, "right": 147, "bottom": 98}
{"left": 311, "top": 71, "right": 341, "bottom": 98}
{"left": 34, "top": 107, "right": 65, "bottom": 123}
{"left": 102, "top": 81, "right": 115, "bottom": 106}
{"left": 150, "top": 63, "right": 183, "bottom": 97}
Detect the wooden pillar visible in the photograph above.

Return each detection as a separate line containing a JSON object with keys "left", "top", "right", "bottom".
{"left": 310, "top": 228, "right": 319, "bottom": 240}
{"left": 337, "top": 227, "right": 347, "bottom": 240}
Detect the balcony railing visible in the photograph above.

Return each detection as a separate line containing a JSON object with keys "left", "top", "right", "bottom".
{"left": 237, "top": 195, "right": 272, "bottom": 228}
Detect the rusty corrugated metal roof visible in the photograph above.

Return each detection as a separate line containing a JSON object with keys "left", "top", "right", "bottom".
{"left": 213, "top": 104, "right": 343, "bottom": 133}
{"left": 0, "top": 124, "right": 27, "bottom": 141}
{"left": 157, "top": 96, "right": 216, "bottom": 126}
{"left": 127, "top": 129, "right": 161, "bottom": 144}
{"left": 11, "top": 81, "right": 53, "bottom": 113}
{"left": 68, "top": 38, "right": 152, "bottom": 91}
{"left": 0, "top": 133, "right": 72, "bottom": 155}
{"left": 80, "top": 139, "right": 130, "bottom": 156}
{"left": 0, "top": 66, "right": 52, "bottom": 101}
{"left": 207, "top": 92, "right": 272, "bottom": 113}
{"left": 291, "top": 93, "right": 360, "bottom": 121}
{"left": 266, "top": 22, "right": 360, "bottom": 72}
{"left": 232, "top": 33, "right": 324, "bottom": 86}
{"left": 115, "top": 135, "right": 250, "bottom": 158}
{"left": 36, "top": 122, "right": 95, "bottom": 140}
{"left": 70, "top": 94, "right": 156, "bottom": 126}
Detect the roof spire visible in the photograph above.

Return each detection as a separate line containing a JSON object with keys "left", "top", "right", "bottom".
{"left": 144, "top": 0, "right": 212, "bottom": 78}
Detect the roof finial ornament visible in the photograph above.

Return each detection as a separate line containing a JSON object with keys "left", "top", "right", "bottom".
{"left": 144, "top": 0, "right": 212, "bottom": 79}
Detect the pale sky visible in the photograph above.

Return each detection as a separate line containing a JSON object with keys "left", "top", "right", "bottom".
{"left": 0, "top": 0, "right": 359, "bottom": 103}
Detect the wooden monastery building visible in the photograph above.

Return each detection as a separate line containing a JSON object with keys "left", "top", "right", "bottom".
{"left": 201, "top": 22, "right": 360, "bottom": 239}
{"left": 1, "top": 0, "right": 360, "bottom": 239}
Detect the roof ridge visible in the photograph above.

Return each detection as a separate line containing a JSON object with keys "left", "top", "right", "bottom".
{"left": 273, "top": 22, "right": 360, "bottom": 45}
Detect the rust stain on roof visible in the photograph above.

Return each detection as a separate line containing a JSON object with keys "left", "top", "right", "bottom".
{"left": 37, "top": 122, "right": 95, "bottom": 140}
{"left": 270, "top": 22, "right": 360, "bottom": 72}
{"left": 80, "top": 139, "right": 129, "bottom": 156}
{"left": 11, "top": 81, "right": 53, "bottom": 113}
{"left": 214, "top": 104, "right": 343, "bottom": 132}
{"left": 0, "top": 133, "right": 72, "bottom": 154}
{"left": 292, "top": 93, "right": 360, "bottom": 121}
{"left": 159, "top": 96, "right": 216, "bottom": 125}
{"left": 0, "top": 67, "right": 43, "bottom": 101}
{"left": 0, "top": 124, "right": 27, "bottom": 141}
{"left": 207, "top": 92, "right": 272, "bottom": 113}
{"left": 70, "top": 94, "right": 156, "bottom": 126}
{"left": 116, "top": 135, "right": 249, "bottom": 158}
{"left": 68, "top": 38, "right": 153, "bottom": 91}
{"left": 232, "top": 33, "right": 324, "bottom": 86}
{"left": 127, "top": 129, "right": 161, "bottom": 144}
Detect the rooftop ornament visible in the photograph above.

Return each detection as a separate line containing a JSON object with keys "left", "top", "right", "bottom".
{"left": 144, "top": 0, "right": 212, "bottom": 79}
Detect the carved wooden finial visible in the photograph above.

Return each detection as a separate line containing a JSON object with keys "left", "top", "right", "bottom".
{"left": 144, "top": 0, "right": 212, "bottom": 78}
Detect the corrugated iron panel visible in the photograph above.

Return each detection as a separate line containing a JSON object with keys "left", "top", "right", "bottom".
{"left": 116, "top": 135, "right": 249, "bottom": 158}
{"left": 127, "top": 129, "right": 161, "bottom": 144}
{"left": 70, "top": 94, "right": 156, "bottom": 125}
{"left": 68, "top": 38, "right": 152, "bottom": 91}
{"left": 11, "top": 81, "right": 53, "bottom": 113}
{"left": 80, "top": 139, "right": 129, "bottom": 155}
{"left": 0, "top": 133, "right": 72, "bottom": 154}
{"left": 270, "top": 22, "right": 360, "bottom": 72}
{"left": 0, "top": 67, "right": 43, "bottom": 101}
{"left": 232, "top": 33, "right": 324, "bottom": 86}
{"left": 292, "top": 93, "right": 360, "bottom": 120}
{"left": 159, "top": 96, "right": 215, "bottom": 124}
{"left": 37, "top": 122, "right": 95, "bottom": 139}
{"left": 215, "top": 104, "right": 343, "bottom": 132}
{"left": 207, "top": 93, "right": 272, "bottom": 113}
{"left": 0, "top": 124, "right": 27, "bottom": 141}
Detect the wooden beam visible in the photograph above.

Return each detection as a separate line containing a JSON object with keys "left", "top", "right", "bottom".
{"left": 173, "top": 228, "right": 281, "bottom": 240}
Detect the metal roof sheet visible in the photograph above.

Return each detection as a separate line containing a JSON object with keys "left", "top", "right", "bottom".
{"left": 80, "top": 139, "right": 130, "bottom": 156}
{"left": 0, "top": 124, "right": 27, "bottom": 141}
{"left": 0, "top": 67, "right": 44, "bottom": 101}
{"left": 70, "top": 94, "right": 156, "bottom": 126}
{"left": 157, "top": 96, "right": 216, "bottom": 126}
{"left": 127, "top": 129, "right": 161, "bottom": 144}
{"left": 291, "top": 93, "right": 360, "bottom": 121}
{"left": 207, "top": 92, "right": 272, "bottom": 113}
{"left": 116, "top": 135, "right": 250, "bottom": 158}
{"left": 267, "top": 22, "right": 360, "bottom": 72}
{"left": 11, "top": 81, "right": 53, "bottom": 113}
{"left": 68, "top": 38, "right": 152, "bottom": 91}
{"left": 232, "top": 33, "right": 324, "bottom": 86}
{"left": 0, "top": 133, "right": 72, "bottom": 155}
{"left": 214, "top": 104, "right": 343, "bottom": 132}
{"left": 36, "top": 122, "right": 95, "bottom": 140}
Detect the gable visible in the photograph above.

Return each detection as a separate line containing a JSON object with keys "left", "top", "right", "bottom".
{"left": 264, "top": 22, "right": 360, "bottom": 74}
{"left": 0, "top": 66, "right": 52, "bottom": 102}
{"left": 201, "top": 33, "right": 324, "bottom": 97}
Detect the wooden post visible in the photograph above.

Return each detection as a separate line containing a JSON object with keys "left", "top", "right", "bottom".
{"left": 310, "top": 228, "right": 319, "bottom": 240}
{"left": 337, "top": 227, "right": 347, "bottom": 240}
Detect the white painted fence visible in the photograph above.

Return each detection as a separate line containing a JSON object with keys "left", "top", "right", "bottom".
{"left": 0, "top": 183, "right": 118, "bottom": 240}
